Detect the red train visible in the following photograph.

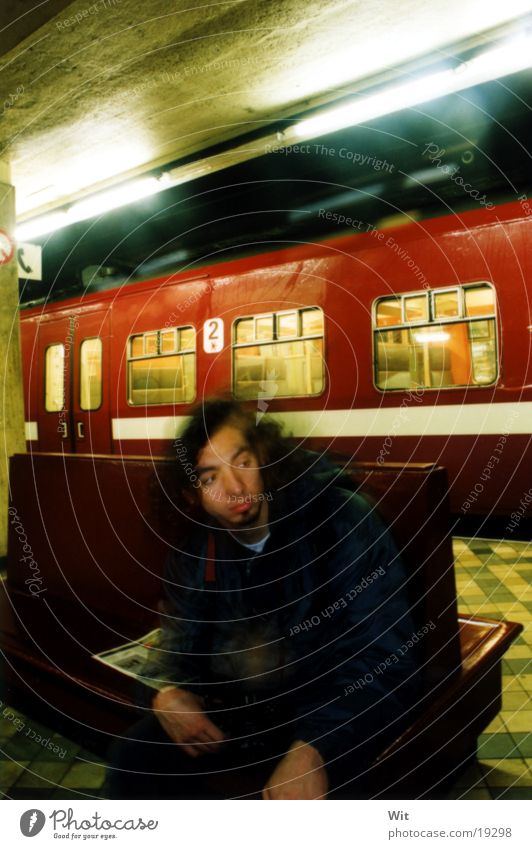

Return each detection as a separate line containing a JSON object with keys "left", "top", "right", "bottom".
{"left": 20, "top": 198, "right": 532, "bottom": 516}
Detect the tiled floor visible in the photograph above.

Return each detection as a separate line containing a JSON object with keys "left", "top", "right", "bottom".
{"left": 1, "top": 537, "right": 530, "bottom": 800}
{"left": 448, "top": 537, "right": 532, "bottom": 799}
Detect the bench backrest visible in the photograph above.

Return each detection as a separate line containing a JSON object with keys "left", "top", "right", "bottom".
{"left": 8, "top": 453, "right": 460, "bottom": 685}
{"left": 343, "top": 461, "right": 460, "bottom": 686}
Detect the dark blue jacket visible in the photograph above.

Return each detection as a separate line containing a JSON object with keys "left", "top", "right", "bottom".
{"left": 154, "top": 455, "right": 422, "bottom": 762}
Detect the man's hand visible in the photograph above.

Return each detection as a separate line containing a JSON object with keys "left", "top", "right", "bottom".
{"left": 152, "top": 687, "right": 226, "bottom": 758}
{"left": 262, "top": 740, "right": 328, "bottom": 799}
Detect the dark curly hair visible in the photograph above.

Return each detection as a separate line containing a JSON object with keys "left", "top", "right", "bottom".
{"left": 168, "top": 397, "right": 308, "bottom": 523}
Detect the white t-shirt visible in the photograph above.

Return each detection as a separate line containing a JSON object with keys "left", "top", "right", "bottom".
{"left": 230, "top": 532, "right": 270, "bottom": 554}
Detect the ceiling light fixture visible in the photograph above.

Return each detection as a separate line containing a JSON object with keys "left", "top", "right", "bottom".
{"left": 291, "top": 29, "right": 532, "bottom": 140}
{"left": 15, "top": 24, "right": 532, "bottom": 243}
{"left": 16, "top": 176, "right": 168, "bottom": 241}
{"left": 414, "top": 331, "right": 451, "bottom": 343}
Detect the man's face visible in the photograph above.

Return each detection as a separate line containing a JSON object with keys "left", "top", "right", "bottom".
{"left": 195, "top": 423, "right": 268, "bottom": 531}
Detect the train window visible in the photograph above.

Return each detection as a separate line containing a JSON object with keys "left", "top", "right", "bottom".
{"left": 127, "top": 326, "right": 196, "bottom": 405}
{"left": 144, "top": 333, "right": 158, "bottom": 355}
{"left": 256, "top": 315, "right": 274, "bottom": 340}
{"left": 465, "top": 284, "right": 495, "bottom": 317}
{"left": 130, "top": 336, "right": 144, "bottom": 357}
{"left": 433, "top": 289, "right": 460, "bottom": 319}
{"left": 44, "top": 344, "right": 65, "bottom": 412}
{"left": 404, "top": 294, "right": 428, "bottom": 322}
{"left": 160, "top": 330, "right": 177, "bottom": 354}
{"left": 79, "top": 338, "right": 103, "bottom": 411}
{"left": 374, "top": 284, "right": 497, "bottom": 390}
{"left": 278, "top": 312, "right": 298, "bottom": 338}
{"left": 376, "top": 298, "right": 401, "bottom": 327}
{"left": 233, "top": 307, "right": 325, "bottom": 400}
{"left": 235, "top": 319, "right": 254, "bottom": 344}
{"left": 469, "top": 321, "right": 497, "bottom": 384}
{"left": 301, "top": 308, "right": 324, "bottom": 337}
{"left": 179, "top": 327, "right": 195, "bottom": 351}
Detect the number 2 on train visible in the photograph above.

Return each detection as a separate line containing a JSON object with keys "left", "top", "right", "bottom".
{"left": 203, "top": 318, "right": 224, "bottom": 353}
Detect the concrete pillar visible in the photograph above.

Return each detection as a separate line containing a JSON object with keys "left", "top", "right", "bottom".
{"left": 0, "top": 160, "right": 26, "bottom": 561}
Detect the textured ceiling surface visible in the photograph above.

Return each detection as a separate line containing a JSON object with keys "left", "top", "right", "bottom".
{"left": 1, "top": 0, "right": 532, "bottom": 217}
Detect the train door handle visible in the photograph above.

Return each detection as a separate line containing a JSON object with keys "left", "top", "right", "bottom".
{"left": 77, "top": 422, "right": 85, "bottom": 439}
{"left": 58, "top": 421, "right": 68, "bottom": 439}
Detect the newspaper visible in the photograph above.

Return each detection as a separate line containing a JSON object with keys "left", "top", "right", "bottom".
{"left": 92, "top": 627, "right": 166, "bottom": 690}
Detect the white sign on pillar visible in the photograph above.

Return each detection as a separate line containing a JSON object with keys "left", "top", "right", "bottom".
{"left": 0, "top": 228, "right": 15, "bottom": 265}
{"left": 203, "top": 318, "right": 224, "bottom": 353}
{"left": 17, "top": 242, "right": 42, "bottom": 280}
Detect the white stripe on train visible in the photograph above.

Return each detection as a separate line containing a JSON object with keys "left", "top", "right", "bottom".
{"left": 25, "top": 421, "right": 38, "bottom": 441}
{"left": 108, "top": 402, "right": 532, "bottom": 440}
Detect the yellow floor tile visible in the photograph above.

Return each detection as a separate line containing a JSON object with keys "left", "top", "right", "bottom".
{"left": 61, "top": 761, "right": 106, "bottom": 790}
{"left": 503, "top": 690, "right": 531, "bottom": 710}
{"left": 0, "top": 760, "right": 31, "bottom": 791}
{"left": 495, "top": 602, "right": 528, "bottom": 613}
{"left": 505, "top": 646, "right": 532, "bottom": 659}
{"left": 484, "top": 714, "right": 508, "bottom": 733}
{"left": 516, "top": 591, "right": 532, "bottom": 602}
{"left": 500, "top": 711, "right": 532, "bottom": 733}
{"left": 502, "top": 676, "right": 524, "bottom": 692}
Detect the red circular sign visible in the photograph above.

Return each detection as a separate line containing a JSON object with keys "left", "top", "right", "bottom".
{"left": 0, "top": 228, "right": 15, "bottom": 265}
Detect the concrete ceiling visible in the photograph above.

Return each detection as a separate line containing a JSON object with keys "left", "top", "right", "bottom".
{"left": 1, "top": 0, "right": 532, "bottom": 220}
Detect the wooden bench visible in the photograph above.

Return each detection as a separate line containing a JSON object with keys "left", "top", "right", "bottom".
{"left": 0, "top": 453, "right": 521, "bottom": 797}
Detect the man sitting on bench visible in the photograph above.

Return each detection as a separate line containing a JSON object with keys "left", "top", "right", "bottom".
{"left": 106, "top": 398, "right": 422, "bottom": 799}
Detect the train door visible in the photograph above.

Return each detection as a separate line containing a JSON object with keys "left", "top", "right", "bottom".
{"left": 36, "top": 307, "right": 111, "bottom": 453}
{"left": 35, "top": 312, "right": 74, "bottom": 452}
{"left": 71, "top": 308, "right": 110, "bottom": 454}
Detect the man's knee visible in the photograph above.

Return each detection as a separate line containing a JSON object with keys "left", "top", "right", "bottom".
{"left": 105, "top": 715, "right": 178, "bottom": 798}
